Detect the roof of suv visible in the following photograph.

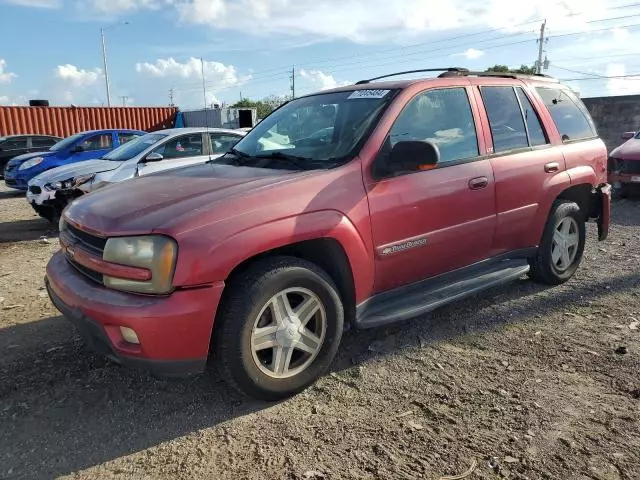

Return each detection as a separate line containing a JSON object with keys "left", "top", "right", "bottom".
{"left": 305, "top": 68, "right": 561, "bottom": 97}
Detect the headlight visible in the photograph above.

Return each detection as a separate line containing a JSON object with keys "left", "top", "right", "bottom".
{"left": 19, "top": 157, "right": 44, "bottom": 170}
{"left": 103, "top": 235, "right": 178, "bottom": 294}
{"left": 73, "top": 173, "right": 95, "bottom": 187}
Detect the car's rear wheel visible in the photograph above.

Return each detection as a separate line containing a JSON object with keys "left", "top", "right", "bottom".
{"left": 529, "top": 200, "right": 586, "bottom": 285}
{"left": 212, "top": 256, "right": 344, "bottom": 401}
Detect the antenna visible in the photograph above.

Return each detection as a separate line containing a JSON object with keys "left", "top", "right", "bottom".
{"left": 201, "top": 57, "right": 212, "bottom": 161}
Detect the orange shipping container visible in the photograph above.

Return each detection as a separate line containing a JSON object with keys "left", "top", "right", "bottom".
{"left": 0, "top": 106, "right": 178, "bottom": 138}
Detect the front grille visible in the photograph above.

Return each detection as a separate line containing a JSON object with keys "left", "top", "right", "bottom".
{"left": 609, "top": 157, "right": 640, "bottom": 175}
{"left": 61, "top": 220, "right": 107, "bottom": 285}
{"left": 5, "top": 179, "right": 17, "bottom": 186}
{"left": 64, "top": 221, "right": 107, "bottom": 255}
{"left": 66, "top": 251, "right": 104, "bottom": 284}
{"left": 29, "top": 185, "right": 42, "bottom": 194}
{"left": 4, "top": 164, "right": 16, "bottom": 173}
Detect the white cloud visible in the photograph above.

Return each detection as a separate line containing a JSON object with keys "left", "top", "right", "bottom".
{"left": 54, "top": 64, "right": 101, "bottom": 87}
{"left": 89, "top": 0, "right": 166, "bottom": 13}
{"left": 3, "top": 0, "right": 61, "bottom": 7}
{"left": 452, "top": 48, "right": 485, "bottom": 60}
{"left": 135, "top": 57, "right": 249, "bottom": 108}
{"left": 0, "top": 59, "right": 17, "bottom": 84}
{"left": 89, "top": 0, "right": 620, "bottom": 43}
{"left": 299, "top": 69, "right": 350, "bottom": 90}
{"left": 606, "top": 63, "right": 640, "bottom": 96}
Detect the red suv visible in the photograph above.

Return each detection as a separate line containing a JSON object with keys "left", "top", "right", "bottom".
{"left": 45, "top": 68, "right": 611, "bottom": 400}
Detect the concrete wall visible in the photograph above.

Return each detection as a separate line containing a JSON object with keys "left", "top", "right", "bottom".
{"left": 582, "top": 95, "right": 640, "bottom": 153}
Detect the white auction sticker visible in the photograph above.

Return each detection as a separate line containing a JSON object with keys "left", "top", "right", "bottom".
{"left": 347, "top": 89, "right": 390, "bottom": 99}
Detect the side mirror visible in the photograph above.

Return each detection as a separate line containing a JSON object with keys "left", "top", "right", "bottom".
{"left": 621, "top": 131, "right": 636, "bottom": 140}
{"left": 386, "top": 140, "right": 441, "bottom": 174}
{"left": 142, "top": 152, "right": 164, "bottom": 163}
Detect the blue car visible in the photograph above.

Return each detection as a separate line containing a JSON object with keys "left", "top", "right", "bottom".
{"left": 4, "top": 128, "right": 146, "bottom": 190}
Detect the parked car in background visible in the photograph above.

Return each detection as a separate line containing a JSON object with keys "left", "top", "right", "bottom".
{"left": 0, "top": 134, "right": 61, "bottom": 178}
{"left": 26, "top": 127, "right": 245, "bottom": 222}
{"left": 45, "top": 68, "right": 611, "bottom": 401}
{"left": 608, "top": 130, "right": 640, "bottom": 197}
{"left": 4, "top": 129, "right": 145, "bottom": 190}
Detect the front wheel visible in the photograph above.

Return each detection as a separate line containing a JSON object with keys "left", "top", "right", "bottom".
{"left": 529, "top": 200, "right": 586, "bottom": 285}
{"left": 212, "top": 256, "right": 344, "bottom": 401}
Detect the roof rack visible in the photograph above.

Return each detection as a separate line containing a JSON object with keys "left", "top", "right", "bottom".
{"left": 355, "top": 68, "right": 469, "bottom": 84}
{"left": 354, "top": 68, "right": 557, "bottom": 84}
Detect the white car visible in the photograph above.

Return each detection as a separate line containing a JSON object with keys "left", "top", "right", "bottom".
{"left": 26, "top": 127, "right": 245, "bottom": 221}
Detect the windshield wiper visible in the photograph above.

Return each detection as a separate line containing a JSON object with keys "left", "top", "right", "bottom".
{"left": 211, "top": 147, "right": 252, "bottom": 165}
{"left": 254, "top": 151, "right": 316, "bottom": 170}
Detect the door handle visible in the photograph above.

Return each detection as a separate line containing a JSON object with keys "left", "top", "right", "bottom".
{"left": 544, "top": 162, "right": 560, "bottom": 173}
{"left": 468, "top": 176, "right": 489, "bottom": 190}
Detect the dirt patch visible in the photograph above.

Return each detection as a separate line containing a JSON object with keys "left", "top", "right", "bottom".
{"left": 0, "top": 183, "right": 639, "bottom": 480}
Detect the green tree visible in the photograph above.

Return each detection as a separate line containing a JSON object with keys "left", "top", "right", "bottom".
{"left": 485, "top": 64, "right": 537, "bottom": 74}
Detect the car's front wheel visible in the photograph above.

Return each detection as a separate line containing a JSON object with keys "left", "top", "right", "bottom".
{"left": 529, "top": 200, "right": 586, "bottom": 285}
{"left": 212, "top": 256, "right": 344, "bottom": 401}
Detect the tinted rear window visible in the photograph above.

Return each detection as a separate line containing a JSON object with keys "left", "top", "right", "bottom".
{"left": 535, "top": 87, "right": 597, "bottom": 142}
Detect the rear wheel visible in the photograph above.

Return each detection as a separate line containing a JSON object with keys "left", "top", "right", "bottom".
{"left": 212, "top": 256, "right": 344, "bottom": 401}
{"left": 529, "top": 200, "right": 586, "bottom": 285}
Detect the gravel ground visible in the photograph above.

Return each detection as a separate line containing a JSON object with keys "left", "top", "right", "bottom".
{"left": 0, "top": 183, "right": 639, "bottom": 480}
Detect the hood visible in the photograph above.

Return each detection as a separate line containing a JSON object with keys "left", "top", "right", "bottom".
{"left": 64, "top": 163, "right": 305, "bottom": 234}
{"left": 610, "top": 138, "right": 640, "bottom": 161}
{"left": 7, "top": 150, "right": 56, "bottom": 166}
{"left": 30, "top": 159, "right": 118, "bottom": 185}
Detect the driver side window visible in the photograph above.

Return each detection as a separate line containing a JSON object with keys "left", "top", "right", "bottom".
{"left": 389, "top": 87, "right": 479, "bottom": 165}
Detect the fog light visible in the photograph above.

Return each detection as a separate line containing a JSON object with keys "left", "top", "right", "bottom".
{"left": 119, "top": 326, "right": 140, "bottom": 344}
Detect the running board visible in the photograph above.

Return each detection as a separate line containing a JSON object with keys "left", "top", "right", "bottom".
{"left": 355, "top": 259, "right": 530, "bottom": 329}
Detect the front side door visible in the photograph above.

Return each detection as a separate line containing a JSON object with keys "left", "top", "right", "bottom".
{"left": 366, "top": 86, "right": 497, "bottom": 293}
{"left": 138, "top": 133, "right": 209, "bottom": 175}
{"left": 68, "top": 132, "right": 115, "bottom": 164}
{"left": 473, "top": 84, "right": 566, "bottom": 254}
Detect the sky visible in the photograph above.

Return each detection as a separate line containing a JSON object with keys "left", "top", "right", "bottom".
{"left": 1, "top": 0, "right": 640, "bottom": 109}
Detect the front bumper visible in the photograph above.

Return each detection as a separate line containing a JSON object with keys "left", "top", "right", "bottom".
{"left": 46, "top": 250, "right": 225, "bottom": 376}
{"left": 26, "top": 186, "right": 56, "bottom": 206}
{"left": 4, "top": 176, "right": 27, "bottom": 190}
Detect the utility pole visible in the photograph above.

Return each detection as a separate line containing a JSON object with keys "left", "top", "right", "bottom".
{"left": 290, "top": 66, "right": 296, "bottom": 99}
{"left": 119, "top": 95, "right": 128, "bottom": 106}
{"left": 535, "top": 20, "right": 548, "bottom": 74}
{"left": 169, "top": 88, "right": 175, "bottom": 107}
{"left": 101, "top": 28, "right": 111, "bottom": 107}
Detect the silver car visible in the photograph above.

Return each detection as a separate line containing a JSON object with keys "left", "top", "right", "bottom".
{"left": 26, "top": 127, "right": 245, "bottom": 221}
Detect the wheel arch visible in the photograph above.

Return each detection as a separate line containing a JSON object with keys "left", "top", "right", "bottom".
{"left": 219, "top": 238, "right": 357, "bottom": 330}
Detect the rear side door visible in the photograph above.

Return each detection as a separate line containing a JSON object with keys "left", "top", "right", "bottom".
{"left": 473, "top": 84, "right": 567, "bottom": 254}
{"left": 68, "top": 132, "right": 115, "bottom": 163}
{"left": 138, "top": 133, "right": 209, "bottom": 175}
{"left": 366, "top": 86, "right": 497, "bottom": 293}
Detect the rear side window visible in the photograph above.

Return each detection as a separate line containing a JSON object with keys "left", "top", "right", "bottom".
{"left": 210, "top": 133, "right": 242, "bottom": 154}
{"left": 480, "top": 86, "right": 528, "bottom": 153}
{"left": 535, "top": 87, "right": 596, "bottom": 142}
{"left": 515, "top": 88, "right": 548, "bottom": 146}
{"left": 32, "top": 137, "right": 58, "bottom": 148}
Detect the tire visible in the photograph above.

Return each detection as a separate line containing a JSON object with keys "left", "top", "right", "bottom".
{"left": 529, "top": 200, "right": 586, "bottom": 285}
{"left": 212, "top": 256, "right": 344, "bottom": 401}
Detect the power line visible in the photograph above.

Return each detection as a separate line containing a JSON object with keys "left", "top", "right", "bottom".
{"left": 168, "top": 6, "right": 640, "bottom": 93}
{"left": 559, "top": 73, "right": 640, "bottom": 81}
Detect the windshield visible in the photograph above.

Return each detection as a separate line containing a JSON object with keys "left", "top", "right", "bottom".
{"left": 49, "top": 133, "right": 84, "bottom": 152}
{"left": 228, "top": 89, "right": 397, "bottom": 169}
{"left": 102, "top": 133, "right": 167, "bottom": 161}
